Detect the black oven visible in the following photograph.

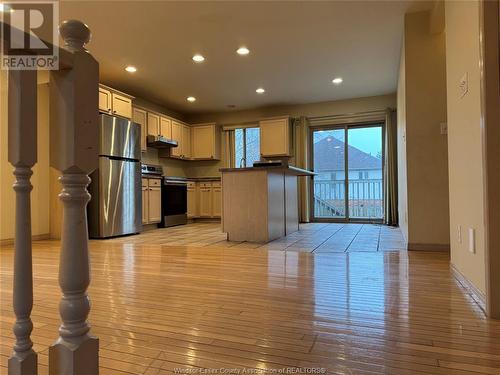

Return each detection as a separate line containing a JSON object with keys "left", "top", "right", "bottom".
{"left": 160, "top": 177, "right": 188, "bottom": 227}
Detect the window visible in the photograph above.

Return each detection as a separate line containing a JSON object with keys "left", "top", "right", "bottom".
{"left": 235, "top": 127, "right": 260, "bottom": 168}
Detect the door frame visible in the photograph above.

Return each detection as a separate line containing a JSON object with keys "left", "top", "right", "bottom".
{"left": 309, "top": 121, "right": 386, "bottom": 224}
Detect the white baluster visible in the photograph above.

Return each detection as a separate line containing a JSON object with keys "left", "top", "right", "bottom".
{"left": 8, "top": 70, "right": 38, "bottom": 375}
{"left": 48, "top": 20, "right": 100, "bottom": 375}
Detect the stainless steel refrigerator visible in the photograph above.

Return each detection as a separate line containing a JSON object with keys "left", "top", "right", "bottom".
{"left": 88, "top": 114, "right": 141, "bottom": 238}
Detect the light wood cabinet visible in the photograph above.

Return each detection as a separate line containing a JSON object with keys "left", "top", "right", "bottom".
{"left": 142, "top": 187, "right": 148, "bottom": 224}
{"left": 98, "top": 87, "right": 112, "bottom": 114}
{"left": 212, "top": 182, "right": 222, "bottom": 218}
{"left": 187, "top": 182, "right": 197, "bottom": 218}
{"left": 160, "top": 117, "right": 172, "bottom": 139}
{"left": 199, "top": 183, "right": 212, "bottom": 217}
{"left": 142, "top": 178, "right": 162, "bottom": 225}
{"left": 148, "top": 187, "right": 162, "bottom": 223}
{"left": 187, "top": 181, "right": 221, "bottom": 219}
{"left": 182, "top": 124, "right": 192, "bottom": 159}
{"left": 111, "top": 92, "right": 132, "bottom": 119}
{"left": 260, "top": 117, "right": 291, "bottom": 157}
{"left": 191, "top": 124, "right": 221, "bottom": 160}
{"left": 147, "top": 112, "right": 160, "bottom": 136}
{"left": 171, "top": 121, "right": 183, "bottom": 158}
{"left": 170, "top": 122, "right": 192, "bottom": 159}
{"left": 98, "top": 85, "right": 133, "bottom": 119}
{"left": 133, "top": 107, "right": 147, "bottom": 152}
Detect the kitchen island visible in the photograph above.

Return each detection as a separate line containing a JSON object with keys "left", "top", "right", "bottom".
{"left": 220, "top": 166, "right": 315, "bottom": 243}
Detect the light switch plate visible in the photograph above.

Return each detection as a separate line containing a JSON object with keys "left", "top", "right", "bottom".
{"left": 459, "top": 73, "right": 469, "bottom": 98}
{"left": 468, "top": 228, "right": 475, "bottom": 253}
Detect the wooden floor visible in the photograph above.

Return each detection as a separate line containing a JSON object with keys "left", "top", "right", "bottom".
{"left": 1, "top": 223, "right": 499, "bottom": 375}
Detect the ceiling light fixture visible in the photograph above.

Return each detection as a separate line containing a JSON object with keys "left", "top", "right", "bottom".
{"left": 237, "top": 47, "right": 250, "bottom": 55}
{"left": 332, "top": 77, "right": 343, "bottom": 85}
{"left": 256, "top": 88, "right": 265, "bottom": 94}
{"left": 192, "top": 54, "right": 205, "bottom": 63}
{"left": 125, "top": 66, "right": 137, "bottom": 73}
{"left": 187, "top": 96, "right": 196, "bottom": 102}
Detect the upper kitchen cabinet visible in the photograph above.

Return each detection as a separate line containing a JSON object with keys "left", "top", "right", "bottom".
{"left": 170, "top": 121, "right": 183, "bottom": 158}
{"left": 132, "top": 107, "right": 147, "bottom": 152}
{"left": 160, "top": 116, "right": 172, "bottom": 139}
{"left": 182, "top": 124, "right": 192, "bottom": 159}
{"left": 191, "top": 123, "right": 221, "bottom": 160}
{"left": 170, "top": 121, "right": 192, "bottom": 159}
{"left": 98, "top": 85, "right": 133, "bottom": 119}
{"left": 260, "top": 117, "right": 291, "bottom": 157}
{"left": 98, "top": 86, "right": 112, "bottom": 113}
{"left": 147, "top": 112, "right": 160, "bottom": 136}
{"left": 112, "top": 92, "right": 132, "bottom": 119}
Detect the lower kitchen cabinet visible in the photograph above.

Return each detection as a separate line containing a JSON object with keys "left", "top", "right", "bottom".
{"left": 187, "top": 182, "right": 197, "bottom": 218}
{"left": 187, "top": 180, "right": 221, "bottom": 219}
{"left": 199, "top": 183, "right": 212, "bottom": 217}
{"left": 212, "top": 182, "right": 222, "bottom": 217}
{"left": 142, "top": 178, "right": 162, "bottom": 224}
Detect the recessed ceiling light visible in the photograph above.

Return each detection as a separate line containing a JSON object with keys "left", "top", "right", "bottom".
{"left": 125, "top": 66, "right": 137, "bottom": 73}
{"left": 332, "top": 77, "right": 343, "bottom": 85}
{"left": 187, "top": 96, "right": 196, "bottom": 102}
{"left": 256, "top": 88, "right": 265, "bottom": 94}
{"left": 192, "top": 54, "right": 205, "bottom": 63}
{"left": 237, "top": 47, "right": 250, "bottom": 56}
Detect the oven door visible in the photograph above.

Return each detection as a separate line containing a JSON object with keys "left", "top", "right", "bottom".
{"left": 161, "top": 181, "right": 188, "bottom": 227}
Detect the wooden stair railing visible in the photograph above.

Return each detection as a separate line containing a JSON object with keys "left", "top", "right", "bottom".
{"left": 6, "top": 19, "right": 100, "bottom": 375}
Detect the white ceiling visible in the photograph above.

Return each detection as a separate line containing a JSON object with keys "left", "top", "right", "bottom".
{"left": 60, "top": 1, "right": 432, "bottom": 114}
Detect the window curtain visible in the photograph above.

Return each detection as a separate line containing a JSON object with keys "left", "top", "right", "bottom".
{"left": 223, "top": 130, "right": 235, "bottom": 168}
{"left": 294, "top": 116, "right": 311, "bottom": 223}
{"left": 384, "top": 108, "right": 398, "bottom": 225}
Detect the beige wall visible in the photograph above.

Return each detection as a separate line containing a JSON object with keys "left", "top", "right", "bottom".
{"left": 0, "top": 72, "right": 51, "bottom": 241}
{"left": 186, "top": 94, "right": 396, "bottom": 125}
{"left": 445, "top": 0, "right": 485, "bottom": 294}
{"left": 397, "top": 43, "right": 408, "bottom": 241}
{"left": 397, "top": 10, "right": 450, "bottom": 248}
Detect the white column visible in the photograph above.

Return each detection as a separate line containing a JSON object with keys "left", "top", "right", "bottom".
{"left": 7, "top": 70, "right": 38, "bottom": 375}
{"left": 48, "top": 20, "right": 100, "bottom": 375}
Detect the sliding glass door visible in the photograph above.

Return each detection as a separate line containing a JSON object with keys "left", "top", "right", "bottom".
{"left": 312, "top": 124, "right": 384, "bottom": 221}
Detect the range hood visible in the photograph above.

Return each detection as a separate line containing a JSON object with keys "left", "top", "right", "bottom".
{"left": 146, "top": 135, "right": 178, "bottom": 149}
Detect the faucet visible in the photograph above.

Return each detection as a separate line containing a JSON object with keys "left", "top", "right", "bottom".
{"left": 239, "top": 157, "right": 247, "bottom": 168}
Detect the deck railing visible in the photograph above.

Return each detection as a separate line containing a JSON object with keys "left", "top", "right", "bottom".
{"left": 6, "top": 19, "right": 100, "bottom": 375}
{"left": 314, "top": 179, "right": 383, "bottom": 219}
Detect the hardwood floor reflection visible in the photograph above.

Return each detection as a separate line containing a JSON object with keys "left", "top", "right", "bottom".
{"left": 1, "top": 231, "right": 498, "bottom": 374}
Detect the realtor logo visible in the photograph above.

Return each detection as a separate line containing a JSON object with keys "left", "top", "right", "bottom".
{"left": 1, "top": 1, "right": 59, "bottom": 70}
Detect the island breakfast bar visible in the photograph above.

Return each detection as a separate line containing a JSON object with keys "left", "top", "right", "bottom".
{"left": 220, "top": 166, "right": 315, "bottom": 243}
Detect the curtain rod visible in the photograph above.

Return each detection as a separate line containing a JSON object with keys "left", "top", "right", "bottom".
{"left": 308, "top": 108, "right": 394, "bottom": 121}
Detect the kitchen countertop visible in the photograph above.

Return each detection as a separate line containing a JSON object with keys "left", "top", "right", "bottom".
{"left": 219, "top": 165, "right": 315, "bottom": 176}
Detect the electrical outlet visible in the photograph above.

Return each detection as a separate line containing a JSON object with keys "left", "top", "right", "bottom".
{"left": 458, "top": 225, "right": 462, "bottom": 244}
{"left": 468, "top": 228, "right": 475, "bottom": 253}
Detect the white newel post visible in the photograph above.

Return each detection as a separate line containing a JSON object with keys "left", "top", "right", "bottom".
{"left": 7, "top": 70, "right": 38, "bottom": 375}
{"left": 48, "top": 20, "right": 100, "bottom": 375}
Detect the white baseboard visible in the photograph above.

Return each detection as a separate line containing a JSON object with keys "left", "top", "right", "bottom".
{"left": 451, "top": 263, "right": 486, "bottom": 314}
